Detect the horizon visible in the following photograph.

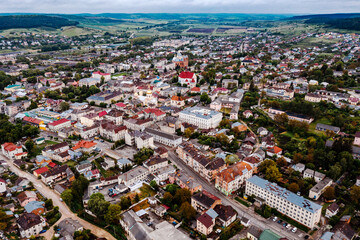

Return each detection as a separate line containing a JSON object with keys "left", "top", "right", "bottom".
{"left": 0, "top": 0, "right": 359, "bottom": 15}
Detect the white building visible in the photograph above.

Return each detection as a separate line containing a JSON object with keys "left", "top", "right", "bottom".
{"left": 0, "top": 178, "right": 6, "bottom": 193}
{"left": 179, "top": 107, "right": 222, "bottom": 129}
{"left": 118, "top": 166, "right": 149, "bottom": 187}
{"left": 48, "top": 119, "right": 71, "bottom": 132}
{"left": 245, "top": 176, "right": 322, "bottom": 229}
{"left": 17, "top": 213, "right": 46, "bottom": 238}
{"left": 144, "top": 128, "right": 182, "bottom": 147}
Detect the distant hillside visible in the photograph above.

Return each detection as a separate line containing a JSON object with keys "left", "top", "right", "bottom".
{"left": 0, "top": 15, "right": 78, "bottom": 30}
{"left": 289, "top": 13, "right": 360, "bottom": 31}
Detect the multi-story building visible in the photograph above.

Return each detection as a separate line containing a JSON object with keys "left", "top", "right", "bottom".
{"left": 1, "top": 142, "right": 26, "bottom": 159}
{"left": 215, "top": 162, "right": 253, "bottom": 196}
{"left": 144, "top": 128, "right": 182, "bottom": 147}
{"left": 178, "top": 71, "right": 196, "bottom": 88}
{"left": 99, "top": 121, "right": 127, "bottom": 142}
{"left": 143, "top": 156, "right": 168, "bottom": 173}
{"left": 48, "top": 119, "right": 71, "bottom": 132}
{"left": 191, "top": 190, "right": 221, "bottom": 213}
{"left": 17, "top": 213, "right": 46, "bottom": 238}
{"left": 245, "top": 176, "right": 322, "bottom": 229}
{"left": 124, "top": 118, "right": 154, "bottom": 131}
{"left": 125, "top": 130, "right": 154, "bottom": 149}
{"left": 118, "top": 166, "right": 149, "bottom": 187}
{"left": 179, "top": 107, "right": 222, "bottom": 129}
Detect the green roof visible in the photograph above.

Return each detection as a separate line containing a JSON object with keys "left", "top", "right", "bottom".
{"left": 259, "top": 229, "right": 281, "bottom": 240}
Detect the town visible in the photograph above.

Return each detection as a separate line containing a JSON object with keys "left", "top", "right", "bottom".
{"left": 0, "top": 14, "right": 359, "bottom": 240}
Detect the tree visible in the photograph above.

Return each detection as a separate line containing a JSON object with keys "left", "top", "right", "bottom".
{"left": 0, "top": 210, "right": 10, "bottom": 230}
{"left": 179, "top": 202, "right": 196, "bottom": 221}
{"left": 264, "top": 164, "right": 282, "bottom": 182}
{"left": 350, "top": 185, "right": 360, "bottom": 204}
{"left": 276, "top": 157, "right": 287, "bottom": 167}
{"left": 274, "top": 113, "right": 288, "bottom": 125}
{"left": 288, "top": 183, "right": 300, "bottom": 193}
{"left": 328, "top": 163, "right": 342, "bottom": 180}
{"left": 61, "top": 189, "right": 73, "bottom": 206}
{"left": 119, "top": 196, "right": 132, "bottom": 210}
{"left": 225, "top": 154, "right": 239, "bottom": 164}
{"left": 88, "top": 193, "right": 110, "bottom": 219}
{"left": 150, "top": 180, "right": 159, "bottom": 191}
{"left": 174, "top": 188, "right": 191, "bottom": 205}
{"left": 45, "top": 199, "right": 54, "bottom": 210}
{"left": 322, "top": 186, "right": 336, "bottom": 200}
{"left": 184, "top": 127, "right": 194, "bottom": 138}
{"left": 163, "top": 192, "right": 173, "bottom": 206}
{"left": 104, "top": 204, "right": 121, "bottom": 225}
{"left": 134, "top": 193, "right": 140, "bottom": 203}
{"left": 60, "top": 102, "right": 70, "bottom": 111}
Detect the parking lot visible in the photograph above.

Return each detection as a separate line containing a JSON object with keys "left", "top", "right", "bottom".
{"left": 269, "top": 216, "right": 309, "bottom": 239}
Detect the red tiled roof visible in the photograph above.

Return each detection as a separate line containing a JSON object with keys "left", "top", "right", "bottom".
{"left": 144, "top": 108, "right": 165, "bottom": 117}
{"left": 48, "top": 162, "right": 56, "bottom": 168}
{"left": 179, "top": 71, "right": 194, "bottom": 79}
{"left": 98, "top": 111, "right": 107, "bottom": 117}
{"left": 72, "top": 140, "right": 97, "bottom": 150}
{"left": 34, "top": 167, "right": 48, "bottom": 175}
{"left": 48, "top": 119, "right": 70, "bottom": 126}
{"left": 2, "top": 142, "right": 22, "bottom": 152}
{"left": 93, "top": 71, "right": 110, "bottom": 76}
{"left": 191, "top": 87, "right": 200, "bottom": 92}
{"left": 23, "top": 116, "right": 42, "bottom": 125}
{"left": 115, "top": 102, "right": 126, "bottom": 107}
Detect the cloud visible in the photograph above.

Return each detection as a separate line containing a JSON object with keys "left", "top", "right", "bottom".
{"left": 0, "top": 0, "right": 359, "bottom": 14}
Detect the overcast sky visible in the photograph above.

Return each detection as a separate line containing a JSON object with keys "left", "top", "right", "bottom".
{"left": 1, "top": 0, "right": 359, "bottom": 14}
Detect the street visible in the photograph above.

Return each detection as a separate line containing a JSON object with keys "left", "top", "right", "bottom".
{"left": 166, "top": 149, "right": 305, "bottom": 240}
{"left": 2, "top": 154, "right": 116, "bottom": 240}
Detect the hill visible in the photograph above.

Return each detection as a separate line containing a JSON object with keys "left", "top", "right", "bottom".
{"left": 0, "top": 15, "right": 78, "bottom": 30}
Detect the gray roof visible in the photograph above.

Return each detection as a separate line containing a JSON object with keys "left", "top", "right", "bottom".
{"left": 247, "top": 176, "right": 322, "bottom": 213}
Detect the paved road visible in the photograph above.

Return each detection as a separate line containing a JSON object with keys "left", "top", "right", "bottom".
{"left": 166, "top": 150, "right": 305, "bottom": 240}
{"left": 2, "top": 154, "right": 116, "bottom": 240}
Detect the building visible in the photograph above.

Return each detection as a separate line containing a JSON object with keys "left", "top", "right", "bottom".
{"left": 124, "top": 118, "right": 154, "bottom": 131}
{"left": 305, "top": 93, "right": 327, "bottom": 103}
{"left": 48, "top": 119, "right": 71, "bottom": 132}
{"left": 325, "top": 203, "right": 339, "bottom": 218}
{"left": 268, "top": 108, "right": 314, "bottom": 124}
{"left": 169, "top": 170, "right": 202, "bottom": 193}
{"left": 92, "top": 71, "right": 111, "bottom": 81}
{"left": 191, "top": 190, "right": 221, "bottom": 213}
{"left": 354, "top": 132, "right": 360, "bottom": 146}
{"left": 303, "top": 169, "right": 326, "bottom": 183}
{"left": 309, "top": 178, "right": 333, "bottom": 200}
{"left": 17, "top": 213, "right": 46, "bottom": 238}
{"left": 213, "top": 204, "right": 237, "bottom": 227}
{"left": 215, "top": 162, "right": 253, "bottom": 196}
{"left": 143, "top": 156, "right": 168, "bottom": 173}
{"left": 58, "top": 218, "right": 83, "bottom": 239}
{"left": 0, "top": 178, "right": 6, "bottom": 193}
{"left": 196, "top": 212, "right": 215, "bottom": 235}
{"left": 125, "top": 130, "right": 154, "bottom": 149}
{"left": 24, "top": 201, "right": 45, "bottom": 215}
{"left": 17, "top": 191, "right": 38, "bottom": 207}
{"left": 99, "top": 121, "right": 127, "bottom": 141}
{"left": 315, "top": 123, "right": 340, "bottom": 134}
{"left": 1, "top": 142, "right": 26, "bottom": 159}
{"left": 172, "top": 52, "right": 189, "bottom": 68}
{"left": 178, "top": 71, "right": 197, "bottom": 88}
{"left": 245, "top": 176, "right": 322, "bottom": 229}
{"left": 264, "top": 87, "right": 294, "bottom": 100}
{"left": 118, "top": 166, "right": 149, "bottom": 187}
{"left": 179, "top": 107, "right": 222, "bottom": 129}
{"left": 171, "top": 96, "right": 186, "bottom": 107}
{"left": 144, "top": 128, "right": 182, "bottom": 147}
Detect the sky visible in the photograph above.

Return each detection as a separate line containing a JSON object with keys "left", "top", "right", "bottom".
{"left": 0, "top": 0, "right": 360, "bottom": 14}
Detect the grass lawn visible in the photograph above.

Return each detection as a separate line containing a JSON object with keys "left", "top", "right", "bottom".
{"left": 140, "top": 184, "right": 156, "bottom": 199}
{"left": 65, "top": 160, "right": 77, "bottom": 168}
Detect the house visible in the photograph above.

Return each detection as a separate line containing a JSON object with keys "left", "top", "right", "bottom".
{"left": 169, "top": 170, "right": 202, "bottom": 193}
{"left": 125, "top": 130, "right": 154, "bottom": 149}
{"left": 243, "top": 110, "right": 253, "bottom": 118}
{"left": 303, "top": 169, "right": 326, "bottom": 183}
{"left": 257, "top": 127, "right": 268, "bottom": 137}
{"left": 191, "top": 190, "right": 221, "bottom": 213}
{"left": 92, "top": 71, "right": 111, "bottom": 81}
{"left": 266, "top": 146, "right": 283, "bottom": 156}
{"left": 58, "top": 218, "right": 83, "bottom": 239}
{"left": 143, "top": 156, "right": 168, "bottom": 173}
{"left": 144, "top": 128, "right": 182, "bottom": 147}
{"left": 72, "top": 140, "right": 97, "bottom": 152}
{"left": 118, "top": 166, "right": 149, "bottom": 188}
{"left": 124, "top": 118, "right": 154, "bottom": 131}
{"left": 0, "top": 178, "right": 6, "bottom": 194}
{"left": 325, "top": 203, "right": 339, "bottom": 218}
{"left": 33, "top": 167, "right": 49, "bottom": 177}
{"left": 309, "top": 177, "right": 333, "bottom": 200}
{"left": 17, "top": 213, "right": 46, "bottom": 238}
{"left": 315, "top": 123, "right": 340, "bottom": 134}
{"left": 84, "top": 169, "right": 101, "bottom": 180}
{"left": 41, "top": 165, "right": 74, "bottom": 185}
{"left": 196, "top": 212, "right": 215, "bottom": 236}
{"left": 24, "top": 201, "right": 45, "bottom": 215}
{"left": 247, "top": 225, "right": 262, "bottom": 240}
{"left": 171, "top": 96, "right": 186, "bottom": 107}
{"left": 332, "top": 222, "right": 356, "bottom": 240}
{"left": 292, "top": 163, "right": 306, "bottom": 173}
{"left": 15, "top": 177, "right": 30, "bottom": 189}
{"left": 76, "top": 162, "right": 92, "bottom": 174}
{"left": 354, "top": 132, "right": 360, "bottom": 146}
{"left": 178, "top": 71, "right": 197, "bottom": 88}
{"left": 1, "top": 142, "right": 26, "bottom": 159}
{"left": 215, "top": 161, "right": 253, "bottom": 196}
{"left": 214, "top": 204, "right": 237, "bottom": 227}
{"left": 17, "top": 191, "right": 38, "bottom": 207}
{"left": 48, "top": 118, "right": 71, "bottom": 132}
{"left": 99, "top": 121, "right": 127, "bottom": 141}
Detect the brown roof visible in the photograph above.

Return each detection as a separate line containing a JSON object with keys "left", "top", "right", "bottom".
{"left": 214, "top": 204, "right": 237, "bottom": 222}
{"left": 192, "top": 190, "right": 220, "bottom": 209}
{"left": 197, "top": 213, "right": 214, "bottom": 228}
{"left": 17, "top": 213, "right": 42, "bottom": 230}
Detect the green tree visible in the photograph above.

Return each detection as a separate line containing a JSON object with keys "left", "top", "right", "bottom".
{"left": 104, "top": 204, "right": 121, "bottom": 225}
{"left": 61, "top": 189, "right": 73, "bottom": 206}
{"left": 60, "top": 101, "right": 70, "bottom": 111}
{"left": 322, "top": 186, "right": 336, "bottom": 200}
{"left": 174, "top": 188, "right": 191, "bottom": 205}
{"left": 150, "top": 180, "right": 159, "bottom": 191}
{"left": 0, "top": 210, "right": 10, "bottom": 230}
{"left": 264, "top": 165, "right": 282, "bottom": 182}
{"left": 179, "top": 202, "right": 196, "bottom": 221}
{"left": 163, "top": 192, "right": 173, "bottom": 206}
{"left": 350, "top": 185, "right": 360, "bottom": 204}
{"left": 88, "top": 193, "right": 110, "bottom": 219}
{"left": 119, "top": 196, "right": 132, "bottom": 210}
{"left": 287, "top": 183, "right": 299, "bottom": 193}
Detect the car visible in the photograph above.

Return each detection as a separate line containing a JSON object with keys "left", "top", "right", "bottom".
{"left": 59, "top": 198, "right": 63, "bottom": 202}
{"left": 282, "top": 223, "right": 287, "bottom": 227}
{"left": 304, "top": 235, "right": 309, "bottom": 239}
{"left": 40, "top": 230, "right": 47, "bottom": 234}
{"left": 286, "top": 224, "right": 292, "bottom": 229}
{"left": 273, "top": 216, "right": 278, "bottom": 222}
{"left": 292, "top": 227, "right": 297, "bottom": 233}
{"left": 277, "top": 220, "right": 282, "bottom": 224}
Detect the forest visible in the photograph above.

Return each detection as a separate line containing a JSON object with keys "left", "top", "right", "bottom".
{"left": 0, "top": 15, "right": 78, "bottom": 30}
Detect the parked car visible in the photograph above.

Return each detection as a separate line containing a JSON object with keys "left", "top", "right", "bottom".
{"left": 282, "top": 223, "right": 287, "bottom": 227}
{"left": 273, "top": 216, "right": 278, "bottom": 222}
{"left": 292, "top": 227, "right": 297, "bottom": 233}
{"left": 40, "top": 230, "right": 47, "bottom": 234}
{"left": 277, "top": 220, "right": 282, "bottom": 224}
{"left": 286, "top": 224, "right": 292, "bottom": 229}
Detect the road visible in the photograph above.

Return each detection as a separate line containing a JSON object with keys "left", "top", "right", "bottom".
{"left": 2, "top": 154, "right": 116, "bottom": 240}
{"left": 166, "top": 150, "right": 305, "bottom": 240}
